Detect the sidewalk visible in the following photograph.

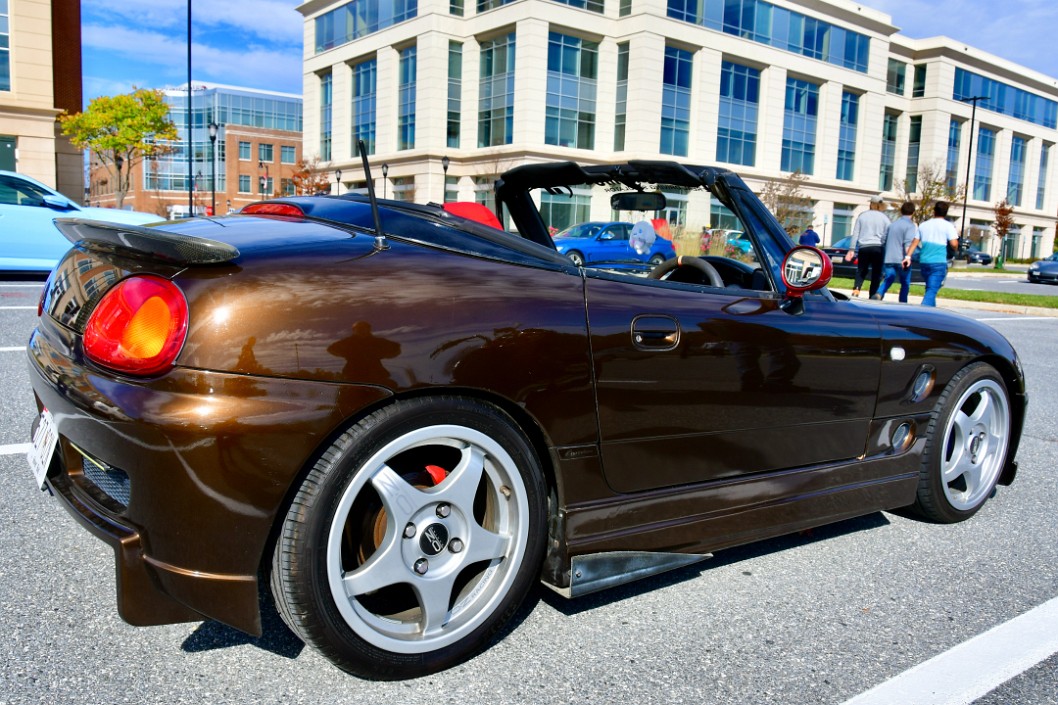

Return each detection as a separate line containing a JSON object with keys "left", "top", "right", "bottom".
{"left": 830, "top": 287, "right": 1058, "bottom": 318}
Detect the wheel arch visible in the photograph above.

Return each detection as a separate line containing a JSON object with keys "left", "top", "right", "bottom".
{"left": 974, "top": 353, "right": 1026, "bottom": 486}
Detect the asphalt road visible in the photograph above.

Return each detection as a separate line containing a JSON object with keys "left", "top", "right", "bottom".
{"left": 2, "top": 280, "right": 1057, "bottom": 705}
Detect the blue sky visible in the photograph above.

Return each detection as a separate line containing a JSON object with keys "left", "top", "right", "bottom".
{"left": 80, "top": 0, "right": 1058, "bottom": 104}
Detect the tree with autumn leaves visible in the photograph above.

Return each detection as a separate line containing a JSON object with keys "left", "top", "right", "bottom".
{"left": 59, "top": 88, "right": 178, "bottom": 209}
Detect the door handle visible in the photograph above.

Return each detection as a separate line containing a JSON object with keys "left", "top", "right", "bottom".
{"left": 631, "top": 315, "right": 680, "bottom": 351}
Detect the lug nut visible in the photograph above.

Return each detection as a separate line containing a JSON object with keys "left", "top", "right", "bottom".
{"left": 404, "top": 523, "right": 416, "bottom": 539}
{"left": 414, "top": 558, "right": 429, "bottom": 575}
{"left": 449, "top": 538, "right": 464, "bottom": 554}
{"left": 436, "top": 504, "right": 451, "bottom": 519}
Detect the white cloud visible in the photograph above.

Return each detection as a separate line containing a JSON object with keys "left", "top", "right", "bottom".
{"left": 82, "top": 0, "right": 302, "bottom": 46}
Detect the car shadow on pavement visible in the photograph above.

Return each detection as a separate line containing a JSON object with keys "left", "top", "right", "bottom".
{"left": 180, "top": 583, "right": 305, "bottom": 660}
{"left": 540, "top": 511, "right": 892, "bottom": 617}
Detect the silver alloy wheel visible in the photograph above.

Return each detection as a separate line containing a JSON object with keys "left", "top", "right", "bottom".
{"left": 326, "top": 424, "right": 529, "bottom": 654}
{"left": 567, "top": 251, "right": 584, "bottom": 266}
{"left": 939, "top": 378, "right": 1010, "bottom": 511}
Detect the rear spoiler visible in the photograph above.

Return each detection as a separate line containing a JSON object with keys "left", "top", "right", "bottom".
{"left": 55, "top": 218, "right": 240, "bottom": 266}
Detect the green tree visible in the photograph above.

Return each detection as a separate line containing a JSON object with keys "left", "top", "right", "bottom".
{"left": 896, "top": 161, "right": 966, "bottom": 225}
{"left": 59, "top": 88, "right": 178, "bottom": 208}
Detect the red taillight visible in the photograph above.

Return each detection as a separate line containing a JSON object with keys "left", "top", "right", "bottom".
{"left": 242, "top": 203, "right": 305, "bottom": 217}
{"left": 83, "top": 276, "right": 188, "bottom": 376}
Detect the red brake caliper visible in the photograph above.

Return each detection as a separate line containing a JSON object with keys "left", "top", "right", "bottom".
{"left": 424, "top": 464, "right": 447, "bottom": 486}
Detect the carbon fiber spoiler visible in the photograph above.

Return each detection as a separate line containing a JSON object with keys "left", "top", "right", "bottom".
{"left": 55, "top": 218, "right": 240, "bottom": 265}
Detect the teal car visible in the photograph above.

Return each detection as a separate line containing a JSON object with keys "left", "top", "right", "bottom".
{"left": 0, "top": 171, "right": 159, "bottom": 272}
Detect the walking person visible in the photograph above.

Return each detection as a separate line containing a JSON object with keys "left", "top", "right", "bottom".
{"left": 876, "top": 201, "right": 918, "bottom": 302}
{"left": 798, "top": 225, "right": 820, "bottom": 247}
{"left": 907, "top": 200, "right": 959, "bottom": 307}
{"left": 847, "top": 195, "right": 889, "bottom": 298}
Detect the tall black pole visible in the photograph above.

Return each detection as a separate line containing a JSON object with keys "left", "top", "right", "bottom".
{"left": 187, "top": 1, "right": 193, "bottom": 216}
{"left": 960, "top": 95, "right": 988, "bottom": 253}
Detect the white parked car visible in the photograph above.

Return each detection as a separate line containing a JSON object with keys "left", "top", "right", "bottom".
{"left": 0, "top": 170, "right": 159, "bottom": 272}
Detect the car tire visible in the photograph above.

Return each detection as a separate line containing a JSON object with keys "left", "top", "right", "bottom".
{"left": 909, "top": 363, "right": 1011, "bottom": 523}
{"left": 270, "top": 396, "right": 547, "bottom": 679}
{"left": 649, "top": 253, "right": 665, "bottom": 266}
{"left": 567, "top": 251, "right": 585, "bottom": 266}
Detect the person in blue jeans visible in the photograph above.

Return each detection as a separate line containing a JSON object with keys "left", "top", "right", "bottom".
{"left": 876, "top": 201, "right": 917, "bottom": 302}
{"left": 908, "top": 200, "right": 959, "bottom": 307}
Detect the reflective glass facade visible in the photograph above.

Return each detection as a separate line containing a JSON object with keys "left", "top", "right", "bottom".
{"left": 667, "top": 0, "right": 870, "bottom": 72}
{"left": 954, "top": 68, "right": 1057, "bottom": 129}
{"left": 550, "top": 0, "right": 603, "bottom": 11}
{"left": 973, "top": 125, "right": 996, "bottom": 201}
{"left": 660, "top": 46, "right": 692, "bottom": 157}
{"left": 479, "top": 33, "right": 516, "bottom": 147}
{"left": 945, "top": 118, "right": 962, "bottom": 190}
{"left": 905, "top": 115, "right": 921, "bottom": 192}
{"left": 836, "top": 91, "right": 857, "bottom": 181}
{"left": 879, "top": 112, "right": 897, "bottom": 190}
{"left": 886, "top": 59, "right": 905, "bottom": 95}
{"left": 352, "top": 59, "right": 377, "bottom": 156}
{"left": 320, "top": 73, "right": 333, "bottom": 161}
{"left": 1038, "top": 143, "right": 1050, "bottom": 210}
{"left": 545, "top": 32, "right": 598, "bottom": 149}
{"left": 0, "top": 0, "right": 9, "bottom": 92}
{"left": 398, "top": 46, "right": 417, "bottom": 151}
{"left": 315, "top": 0, "right": 417, "bottom": 53}
{"left": 1007, "top": 135, "right": 1025, "bottom": 205}
{"left": 716, "top": 61, "right": 759, "bottom": 167}
{"left": 448, "top": 42, "right": 462, "bottom": 148}
{"left": 614, "top": 43, "right": 629, "bottom": 151}
{"left": 781, "top": 78, "right": 818, "bottom": 174}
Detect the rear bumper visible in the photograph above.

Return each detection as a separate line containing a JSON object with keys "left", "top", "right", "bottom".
{"left": 28, "top": 321, "right": 391, "bottom": 635}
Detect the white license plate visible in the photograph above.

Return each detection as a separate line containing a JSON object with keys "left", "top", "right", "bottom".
{"left": 27, "top": 408, "right": 59, "bottom": 490}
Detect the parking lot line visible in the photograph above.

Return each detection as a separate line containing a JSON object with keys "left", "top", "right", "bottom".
{"left": 0, "top": 443, "right": 32, "bottom": 456}
{"left": 841, "top": 595, "right": 1058, "bottom": 705}
{"left": 0, "top": 306, "right": 36, "bottom": 310}
{"left": 1, "top": 346, "right": 26, "bottom": 352}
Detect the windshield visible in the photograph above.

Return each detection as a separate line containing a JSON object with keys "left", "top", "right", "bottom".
{"left": 555, "top": 223, "right": 603, "bottom": 239}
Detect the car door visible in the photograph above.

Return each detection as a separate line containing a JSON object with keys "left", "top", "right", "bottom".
{"left": 0, "top": 174, "right": 77, "bottom": 270}
{"left": 585, "top": 272, "right": 883, "bottom": 494}
{"left": 593, "top": 223, "right": 633, "bottom": 262}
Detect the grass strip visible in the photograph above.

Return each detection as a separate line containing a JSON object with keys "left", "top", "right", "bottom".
{"left": 829, "top": 277, "right": 1058, "bottom": 309}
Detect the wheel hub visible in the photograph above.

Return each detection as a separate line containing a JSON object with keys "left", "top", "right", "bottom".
{"left": 419, "top": 523, "right": 450, "bottom": 556}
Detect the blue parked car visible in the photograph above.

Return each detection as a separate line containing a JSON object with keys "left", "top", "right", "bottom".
{"left": 0, "top": 171, "right": 159, "bottom": 273}
{"left": 552, "top": 221, "right": 676, "bottom": 267}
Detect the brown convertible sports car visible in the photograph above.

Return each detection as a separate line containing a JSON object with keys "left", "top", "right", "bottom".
{"left": 27, "top": 159, "right": 1025, "bottom": 679}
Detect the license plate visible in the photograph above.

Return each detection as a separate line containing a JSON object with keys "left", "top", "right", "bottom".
{"left": 28, "top": 408, "right": 59, "bottom": 490}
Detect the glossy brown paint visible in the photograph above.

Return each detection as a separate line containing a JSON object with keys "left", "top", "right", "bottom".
{"left": 28, "top": 201, "right": 1026, "bottom": 637}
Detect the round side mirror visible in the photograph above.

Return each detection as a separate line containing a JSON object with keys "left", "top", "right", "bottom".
{"left": 781, "top": 246, "right": 832, "bottom": 298}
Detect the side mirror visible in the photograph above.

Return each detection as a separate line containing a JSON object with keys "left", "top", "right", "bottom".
{"left": 599, "top": 232, "right": 615, "bottom": 241}
{"left": 42, "top": 194, "right": 75, "bottom": 211}
{"left": 611, "top": 191, "right": 666, "bottom": 212}
{"left": 781, "top": 246, "right": 832, "bottom": 298}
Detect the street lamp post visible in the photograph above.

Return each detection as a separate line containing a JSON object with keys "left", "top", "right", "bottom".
{"left": 114, "top": 154, "right": 124, "bottom": 207}
{"left": 334, "top": 168, "right": 342, "bottom": 195}
{"left": 208, "top": 121, "right": 219, "bottom": 216}
{"left": 258, "top": 161, "right": 269, "bottom": 201}
{"left": 959, "top": 95, "right": 989, "bottom": 255}
{"left": 441, "top": 155, "right": 450, "bottom": 203}
{"left": 382, "top": 163, "right": 389, "bottom": 199}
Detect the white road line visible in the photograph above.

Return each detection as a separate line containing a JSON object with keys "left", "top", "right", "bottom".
{"left": 0, "top": 306, "right": 36, "bottom": 310}
{"left": 842, "top": 596, "right": 1058, "bottom": 705}
{"left": 978, "top": 316, "right": 1056, "bottom": 322}
{"left": 0, "top": 284, "right": 42, "bottom": 288}
{"left": 0, "top": 346, "right": 26, "bottom": 352}
{"left": 0, "top": 443, "right": 31, "bottom": 456}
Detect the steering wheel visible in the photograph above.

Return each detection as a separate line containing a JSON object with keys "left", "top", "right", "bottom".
{"left": 648, "top": 255, "right": 724, "bottom": 288}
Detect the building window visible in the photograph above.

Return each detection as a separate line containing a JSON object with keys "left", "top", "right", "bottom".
{"left": 281, "top": 178, "right": 296, "bottom": 196}
{"left": 660, "top": 46, "right": 692, "bottom": 157}
{"left": 614, "top": 43, "right": 629, "bottom": 151}
{"left": 1037, "top": 143, "right": 1051, "bottom": 210}
{"left": 448, "top": 42, "right": 462, "bottom": 149}
{"left": 259, "top": 176, "right": 273, "bottom": 195}
{"left": 238, "top": 174, "right": 251, "bottom": 193}
{"left": 954, "top": 68, "right": 1057, "bottom": 129}
{"left": 781, "top": 78, "right": 818, "bottom": 174}
{"left": 831, "top": 203, "right": 856, "bottom": 244}
{"left": 540, "top": 189, "right": 592, "bottom": 232}
{"left": 280, "top": 145, "right": 296, "bottom": 164}
{"left": 258, "top": 143, "right": 274, "bottom": 163}
{"left": 550, "top": 0, "right": 604, "bottom": 11}
{"left": 1007, "top": 135, "right": 1027, "bottom": 206}
{"left": 545, "top": 33, "right": 598, "bottom": 150}
{"left": 398, "top": 46, "right": 417, "bottom": 151}
{"left": 973, "top": 126, "right": 996, "bottom": 201}
{"left": 352, "top": 58, "right": 377, "bottom": 156}
{"left": 666, "top": 0, "right": 869, "bottom": 72}
{"left": 905, "top": 116, "right": 922, "bottom": 192}
{"left": 320, "top": 72, "right": 333, "bottom": 161}
{"left": 450, "top": 0, "right": 464, "bottom": 15}
{"left": 477, "top": 0, "right": 516, "bottom": 9}
{"left": 239, "top": 141, "right": 251, "bottom": 160}
{"left": 391, "top": 176, "right": 415, "bottom": 202}
{"left": 620, "top": 0, "right": 632, "bottom": 15}
{"left": 479, "top": 33, "right": 516, "bottom": 148}
{"left": 879, "top": 112, "right": 898, "bottom": 191}
{"left": 315, "top": 0, "right": 418, "bottom": 53}
{"left": 836, "top": 91, "right": 858, "bottom": 181}
{"left": 0, "top": 0, "right": 9, "bottom": 92}
{"left": 945, "top": 118, "right": 962, "bottom": 190}
{"left": 886, "top": 59, "right": 906, "bottom": 95}
{"left": 912, "top": 64, "right": 927, "bottom": 98}
{"left": 716, "top": 61, "right": 759, "bottom": 167}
